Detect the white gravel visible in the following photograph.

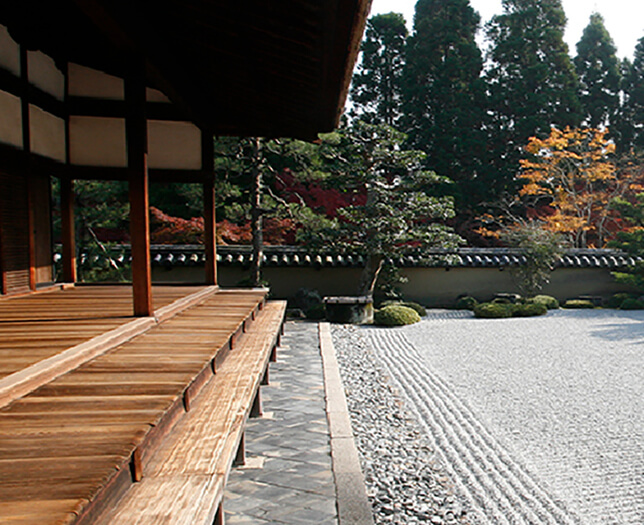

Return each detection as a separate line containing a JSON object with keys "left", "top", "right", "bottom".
{"left": 332, "top": 324, "right": 469, "bottom": 524}
{"left": 358, "top": 309, "right": 644, "bottom": 525}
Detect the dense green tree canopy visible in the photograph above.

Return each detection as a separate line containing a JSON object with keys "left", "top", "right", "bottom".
{"left": 574, "top": 13, "right": 621, "bottom": 130}
{"left": 619, "top": 37, "right": 644, "bottom": 152}
{"left": 350, "top": 13, "right": 408, "bottom": 127}
{"left": 485, "top": 0, "right": 581, "bottom": 195}
{"left": 402, "top": 0, "right": 487, "bottom": 209}
{"left": 299, "top": 121, "right": 462, "bottom": 295}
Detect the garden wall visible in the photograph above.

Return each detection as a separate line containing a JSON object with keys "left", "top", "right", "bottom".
{"left": 151, "top": 264, "right": 633, "bottom": 307}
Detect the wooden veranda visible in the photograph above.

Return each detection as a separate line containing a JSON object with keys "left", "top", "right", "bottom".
{"left": 0, "top": 284, "right": 285, "bottom": 523}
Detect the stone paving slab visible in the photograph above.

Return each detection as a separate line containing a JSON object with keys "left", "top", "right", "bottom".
{"left": 224, "top": 321, "right": 339, "bottom": 525}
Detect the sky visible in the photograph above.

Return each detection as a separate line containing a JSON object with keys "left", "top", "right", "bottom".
{"left": 369, "top": 0, "right": 644, "bottom": 60}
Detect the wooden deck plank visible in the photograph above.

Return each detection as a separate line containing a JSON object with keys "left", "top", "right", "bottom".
{"left": 0, "top": 500, "right": 80, "bottom": 521}
{"left": 0, "top": 288, "right": 271, "bottom": 525}
{"left": 0, "top": 285, "right": 208, "bottom": 380}
{"left": 95, "top": 301, "right": 286, "bottom": 525}
{"left": 2, "top": 395, "right": 177, "bottom": 414}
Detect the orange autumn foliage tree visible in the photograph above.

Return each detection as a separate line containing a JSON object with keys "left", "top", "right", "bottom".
{"left": 518, "top": 127, "right": 624, "bottom": 247}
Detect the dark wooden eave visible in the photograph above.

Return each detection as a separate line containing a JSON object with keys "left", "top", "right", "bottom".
{"left": 0, "top": 0, "right": 371, "bottom": 141}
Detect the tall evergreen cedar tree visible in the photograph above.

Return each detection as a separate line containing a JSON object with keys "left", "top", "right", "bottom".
{"left": 350, "top": 13, "right": 408, "bottom": 127}
{"left": 402, "top": 0, "right": 488, "bottom": 211}
{"left": 574, "top": 13, "right": 621, "bottom": 130}
{"left": 619, "top": 37, "right": 644, "bottom": 152}
{"left": 485, "top": 0, "right": 581, "bottom": 195}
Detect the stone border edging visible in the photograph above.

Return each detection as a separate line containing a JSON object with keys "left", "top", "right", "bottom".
{"left": 319, "top": 322, "right": 374, "bottom": 525}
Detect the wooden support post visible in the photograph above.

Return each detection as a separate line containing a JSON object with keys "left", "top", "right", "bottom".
{"left": 270, "top": 344, "right": 277, "bottom": 363}
{"left": 234, "top": 432, "right": 245, "bottom": 467}
{"left": 0, "top": 214, "right": 4, "bottom": 295}
{"left": 202, "top": 131, "right": 217, "bottom": 285}
{"left": 261, "top": 366, "right": 269, "bottom": 386}
{"left": 60, "top": 178, "right": 77, "bottom": 283}
{"left": 214, "top": 503, "right": 225, "bottom": 525}
{"left": 250, "top": 389, "right": 262, "bottom": 418}
{"left": 21, "top": 47, "right": 36, "bottom": 291}
{"left": 183, "top": 389, "right": 192, "bottom": 412}
{"left": 125, "top": 66, "right": 152, "bottom": 317}
{"left": 26, "top": 177, "right": 36, "bottom": 291}
{"left": 130, "top": 448, "right": 143, "bottom": 482}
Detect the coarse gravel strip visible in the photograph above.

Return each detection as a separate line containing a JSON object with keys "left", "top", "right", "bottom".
{"left": 332, "top": 324, "right": 470, "bottom": 525}
{"left": 361, "top": 309, "right": 644, "bottom": 525}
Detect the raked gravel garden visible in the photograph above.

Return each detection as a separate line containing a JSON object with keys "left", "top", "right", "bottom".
{"left": 331, "top": 309, "right": 644, "bottom": 525}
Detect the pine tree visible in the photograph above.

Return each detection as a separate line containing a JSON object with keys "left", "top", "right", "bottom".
{"left": 485, "top": 0, "right": 581, "bottom": 194}
{"left": 402, "top": 0, "right": 487, "bottom": 210}
{"left": 574, "top": 13, "right": 621, "bottom": 129}
{"left": 350, "top": 13, "right": 408, "bottom": 127}
{"left": 618, "top": 37, "right": 644, "bottom": 152}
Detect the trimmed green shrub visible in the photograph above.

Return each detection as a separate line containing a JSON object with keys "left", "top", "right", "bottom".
{"left": 454, "top": 296, "right": 478, "bottom": 310}
{"left": 474, "top": 302, "right": 547, "bottom": 318}
{"left": 292, "top": 288, "right": 322, "bottom": 311}
{"left": 473, "top": 303, "right": 515, "bottom": 318}
{"left": 381, "top": 300, "right": 426, "bottom": 316}
{"left": 374, "top": 305, "right": 421, "bottom": 326}
{"left": 619, "top": 298, "right": 644, "bottom": 310}
{"left": 492, "top": 297, "right": 512, "bottom": 305}
{"left": 562, "top": 299, "right": 595, "bottom": 309}
{"left": 513, "top": 303, "right": 548, "bottom": 317}
{"left": 606, "top": 293, "right": 636, "bottom": 309}
{"left": 305, "top": 303, "right": 327, "bottom": 320}
{"left": 530, "top": 295, "right": 559, "bottom": 310}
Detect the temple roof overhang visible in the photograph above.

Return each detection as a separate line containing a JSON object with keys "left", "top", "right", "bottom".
{"left": 0, "top": 0, "right": 371, "bottom": 140}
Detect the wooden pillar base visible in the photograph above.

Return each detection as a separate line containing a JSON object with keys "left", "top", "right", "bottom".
{"left": 250, "top": 390, "right": 262, "bottom": 418}
{"left": 214, "top": 503, "right": 225, "bottom": 525}
{"left": 234, "top": 433, "right": 245, "bottom": 467}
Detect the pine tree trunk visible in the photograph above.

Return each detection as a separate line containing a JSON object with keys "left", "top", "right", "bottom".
{"left": 250, "top": 137, "right": 263, "bottom": 287}
{"left": 356, "top": 254, "right": 384, "bottom": 297}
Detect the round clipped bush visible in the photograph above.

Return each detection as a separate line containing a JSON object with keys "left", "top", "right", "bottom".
{"left": 454, "top": 296, "right": 478, "bottom": 310}
{"left": 562, "top": 299, "right": 595, "bottom": 309}
{"left": 474, "top": 302, "right": 547, "bottom": 318}
{"left": 381, "top": 300, "right": 426, "bottom": 317}
{"left": 473, "top": 302, "right": 515, "bottom": 318}
{"left": 293, "top": 288, "right": 322, "bottom": 312}
{"left": 530, "top": 295, "right": 559, "bottom": 310}
{"left": 619, "top": 298, "right": 644, "bottom": 310}
{"left": 305, "top": 303, "right": 327, "bottom": 320}
{"left": 374, "top": 305, "right": 421, "bottom": 326}
{"left": 606, "top": 293, "right": 636, "bottom": 309}
{"left": 513, "top": 303, "right": 548, "bottom": 317}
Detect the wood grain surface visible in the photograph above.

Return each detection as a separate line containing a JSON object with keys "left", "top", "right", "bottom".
{"left": 0, "top": 287, "right": 281, "bottom": 525}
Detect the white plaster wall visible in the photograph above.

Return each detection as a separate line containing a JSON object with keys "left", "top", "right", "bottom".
{"left": 398, "top": 267, "right": 632, "bottom": 307}
{"left": 148, "top": 120, "right": 201, "bottom": 170}
{"left": 0, "top": 25, "right": 20, "bottom": 76}
{"left": 69, "top": 116, "right": 127, "bottom": 167}
{"left": 68, "top": 63, "right": 124, "bottom": 100}
{"left": 151, "top": 265, "right": 633, "bottom": 306}
{"left": 0, "top": 90, "right": 23, "bottom": 148}
{"left": 29, "top": 105, "right": 65, "bottom": 161}
{"left": 146, "top": 87, "right": 171, "bottom": 103}
{"left": 28, "top": 51, "right": 65, "bottom": 101}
